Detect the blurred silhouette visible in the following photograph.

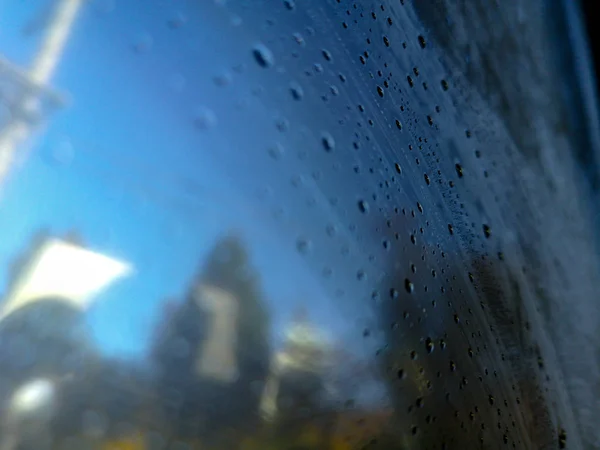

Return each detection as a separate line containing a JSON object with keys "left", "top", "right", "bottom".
{"left": 0, "top": 296, "right": 97, "bottom": 450}
{"left": 259, "top": 307, "right": 336, "bottom": 449}
{"left": 0, "top": 297, "right": 93, "bottom": 389}
{"left": 0, "top": 231, "right": 138, "bottom": 449}
{"left": 0, "top": 232, "right": 417, "bottom": 449}
{"left": 150, "top": 235, "right": 271, "bottom": 446}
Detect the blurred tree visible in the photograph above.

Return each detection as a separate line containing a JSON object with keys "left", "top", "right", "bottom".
{"left": 258, "top": 309, "right": 340, "bottom": 449}
{"left": 0, "top": 297, "right": 95, "bottom": 393}
{"left": 0, "top": 296, "right": 102, "bottom": 449}
{"left": 150, "top": 235, "right": 271, "bottom": 446}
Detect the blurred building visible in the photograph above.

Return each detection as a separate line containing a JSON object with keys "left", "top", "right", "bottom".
{"left": 0, "top": 233, "right": 131, "bottom": 320}
{"left": 0, "top": 232, "right": 132, "bottom": 449}
{"left": 260, "top": 308, "right": 334, "bottom": 421}
{"left": 0, "top": 232, "right": 132, "bottom": 381}
{"left": 150, "top": 236, "right": 271, "bottom": 446}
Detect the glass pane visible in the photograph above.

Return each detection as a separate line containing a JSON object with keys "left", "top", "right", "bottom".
{"left": 0, "top": 0, "right": 598, "bottom": 449}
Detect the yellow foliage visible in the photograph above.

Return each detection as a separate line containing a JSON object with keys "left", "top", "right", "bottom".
{"left": 101, "top": 435, "right": 144, "bottom": 450}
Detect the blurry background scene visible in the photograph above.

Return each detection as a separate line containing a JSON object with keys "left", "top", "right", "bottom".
{"left": 0, "top": 0, "right": 599, "bottom": 449}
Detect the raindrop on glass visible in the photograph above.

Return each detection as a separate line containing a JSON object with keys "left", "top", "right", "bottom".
{"left": 193, "top": 107, "right": 217, "bottom": 130}
{"left": 358, "top": 199, "right": 369, "bottom": 214}
{"left": 296, "top": 237, "right": 311, "bottom": 254}
{"left": 252, "top": 44, "right": 275, "bottom": 68}
{"left": 290, "top": 82, "right": 304, "bottom": 100}
{"left": 322, "top": 133, "right": 335, "bottom": 152}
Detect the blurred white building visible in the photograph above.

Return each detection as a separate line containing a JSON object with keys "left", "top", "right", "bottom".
{"left": 0, "top": 236, "right": 132, "bottom": 321}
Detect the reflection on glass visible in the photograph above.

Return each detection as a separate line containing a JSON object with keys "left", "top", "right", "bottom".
{"left": 2, "top": 0, "right": 580, "bottom": 447}
{"left": 0, "top": 228, "right": 387, "bottom": 448}
{"left": 1, "top": 235, "right": 132, "bottom": 319}
{"left": 0, "top": 0, "right": 399, "bottom": 447}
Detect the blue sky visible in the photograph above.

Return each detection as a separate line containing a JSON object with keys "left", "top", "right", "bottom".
{"left": 0, "top": 0, "right": 362, "bottom": 359}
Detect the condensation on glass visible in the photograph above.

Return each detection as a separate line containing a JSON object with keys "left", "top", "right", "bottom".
{"left": 0, "top": 0, "right": 599, "bottom": 449}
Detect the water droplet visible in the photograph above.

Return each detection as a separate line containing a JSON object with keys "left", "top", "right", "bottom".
{"left": 290, "top": 82, "right": 304, "bottom": 100}
{"left": 483, "top": 224, "right": 491, "bottom": 238}
{"left": 167, "top": 12, "right": 187, "bottom": 29}
{"left": 424, "top": 173, "right": 430, "bottom": 185}
{"left": 275, "top": 117, "right": 290, "bottom": 132}
{"left": 213, "top": 72, "right": 232, "bottom": 87}
{"left": 322, "top": 49, "right": 333, "bottom": 61}
{"left": 448, "top": 224, "right": 454, "bottom": 235}
{"left": 455, "top": 163, "right": 463, "bottom": 178}
{"left": 268, "top": 143, "right": 284, "bottom": 160}
{"left": 132, "top": 32, "right": 153, "bottom": 53}
{"left": 296, "top": 237, "right": 311, "bottom": 254}
{"left": 441, "top": 79, "right": 449, "bottom": 91}
{"left": 358, "top": 199, "right": 369, "bottom": 213}
{"left": 395, "top": 119, "right": 402, "bottom": 130}
{"left": 321, "top": 133, "right": 335, "bottom": 152}
{"left": 377, "top": 86, "right": 384, "bottom": 97}
{"left": 252, "top": 44, "right": 274, "bottom": 68}
{"left": 418, "top": 35, "right": 426, "bottom": 49}
{"left": 193, "top": 107, "right": 217, "bottom": 129}
{"left": 425, "top": 338, "right": 434, "bottom": 353}
{"left": 405, "top": 278, "right": 414, "bottom": 293}
{"left": 292, "top": 32, "right": 305, "bottom": 46}
{"left": 383, "top": 36, "right": 390, "bottom": 47}
{"left": 558, "top": 429, "right": 567, "bottom": 449}
{"left": 283, "top": 0, "right": 295, "bottom": 9}
{"left": 357, "top": 270, "right": 366, "bottom": 281}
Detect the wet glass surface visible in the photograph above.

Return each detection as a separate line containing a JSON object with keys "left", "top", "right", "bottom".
{"left": 0, "top": 0, "right": 599, "bottom": 449}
